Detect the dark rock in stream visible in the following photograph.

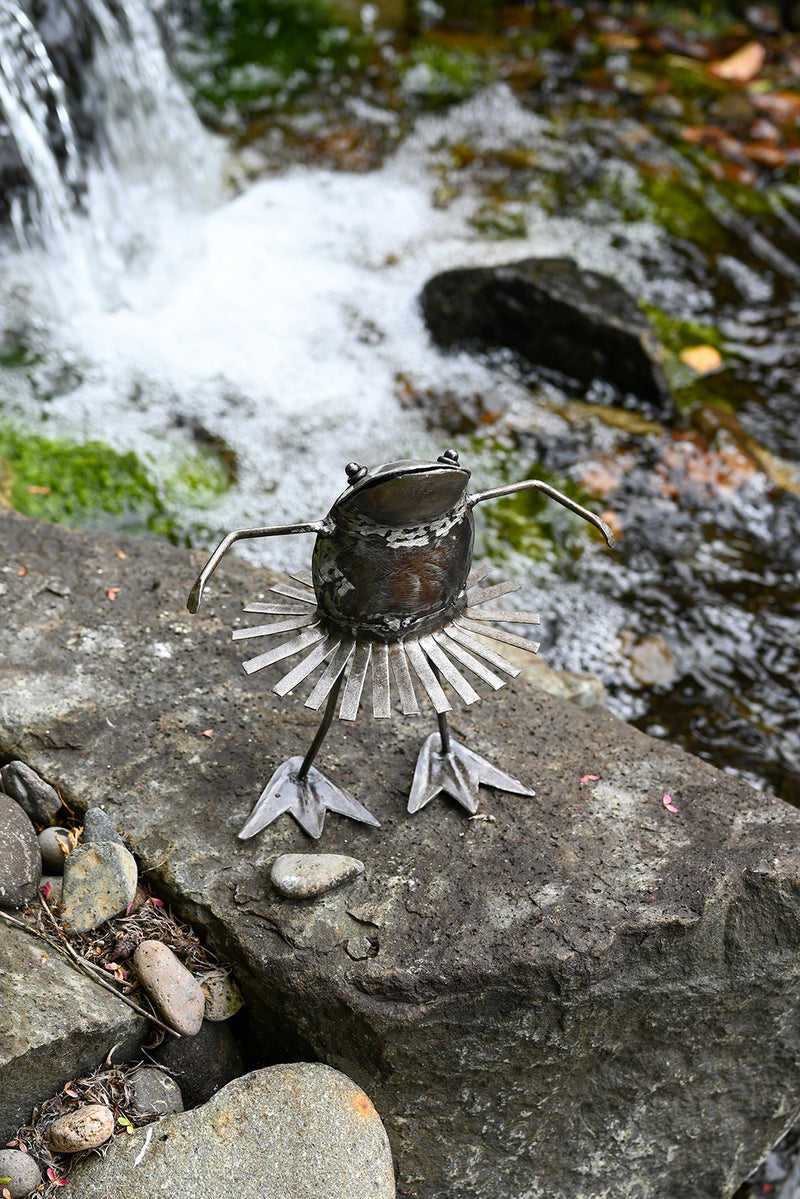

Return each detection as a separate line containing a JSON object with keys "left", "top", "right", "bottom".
{"left": 420, "top": 256, "right": 676, "bottom": 420}
{"left": 2, "top": 508, "right": 800, "bottom": 1198}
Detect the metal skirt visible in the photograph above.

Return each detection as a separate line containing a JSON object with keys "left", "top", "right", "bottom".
{"left": 232, "top": 564, "right": 541, "bottom": 723}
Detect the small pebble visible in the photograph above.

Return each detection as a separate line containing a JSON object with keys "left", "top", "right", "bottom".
{"left": 0, "top": 1148, "right": 43, "bottom": 1198}
{"left": 81, "top": 807, "right": 125, "bottom": 846}
{"left": 47, "top": 1104, "right": 114, "bottom": 1152}
{"left": 128, "top": 1067, "right": 184, "bottom": 1118}
{"left": 134, "top": 940, "right": 205, "bottom": 1036}
{"left": 200, "top": 969, "right": 244, "bottom": 1021}
{"left": 38, "top": 826, "right": 72, "bottom": 874}
{"left": 270, "top": 853, "right": 365, "bottom": 900}
{"left": 0, "top": 794, "right": 41, "bottom": 910}
{"left": 1, "top": 760, "right": 62, "bottom": 824}
{"left": 60, "top": 841, "right": 138, "bottom": 933}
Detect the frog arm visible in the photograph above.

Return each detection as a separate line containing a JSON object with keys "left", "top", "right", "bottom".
{"left": 468, "top": 481, "right": 615, "bottom": 548}
{"left": 187, "top": 521, "right": 326, "bottom": 613}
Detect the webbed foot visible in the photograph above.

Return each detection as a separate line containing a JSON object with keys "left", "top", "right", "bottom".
{"left": 408, "top": 733, "right": 534, "bottom": 815}
{"left": 238, "top": 757, "right": 381, "bottom": 840}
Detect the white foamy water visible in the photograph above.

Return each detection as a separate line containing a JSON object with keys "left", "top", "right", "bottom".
{"left": 0, "top": 9, "right": 662, "bottom": 573}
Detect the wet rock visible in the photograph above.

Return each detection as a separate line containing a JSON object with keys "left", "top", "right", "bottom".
{"left": 128, "top": 1067, "right": 184, "bottom": 1119}
{"left": 60, "top": 841, "right": 138, "bottom": 933}
{"left": 4, "top": 511, "right": 800, "bottom": 1198}
{"left": 0, "top": 1148, "right": 43, "bottom": 1198}
{"left": 0, "top": 794, "right": 41, "bottom": 909}
{"left": 420, "top": 256, "right": 675, "bottom": 419}
{"left": 199, "top": 969, "right": 244, "bottom": 1022}
{"left": 68, "top": 1063, "right": 396, "bottom": 1198}
{"left": 1, "top": 760, "right": 62, "bottom": 825}
{"left": 149, "top": 1019, "right": 244, "bottom": 1109}
{"left": 0, "top": 920, "right": 146, "bottom": 1142}
{"left": 37, "top": 826, "right": 72, "bottom": 874}
{"left": 133, "top": 941, "right": 205, "bottom": 1036}
{"left": 82, "top": 806, "right": 125, "bottom": 845}
{"left": 270, "top": 853, "right": 365, "bottom": 899}
{"left": 46, "top": 1104, "right": 114, "bottom": 1152}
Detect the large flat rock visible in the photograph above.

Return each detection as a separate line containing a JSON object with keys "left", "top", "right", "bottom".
{"left": 2, "top": 508, "right": 800, "bottom": 1197}
{"left": 0, "top": 919, "right": 147, "bottom": 1139}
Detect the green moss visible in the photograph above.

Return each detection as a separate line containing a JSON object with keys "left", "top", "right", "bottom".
{"left": 638, "top": 301, "right": 736, "bottom": 411}
{"left": 469, "top": 200, "right": 528, "bottom": 238}
{"left": 400, "top": 42, "right": 493, "bottom": 102}
{"left": 165, "top": 448, "right": 231, "bottom": 510}
{"left": 0, "top": 422, "right": 176, "bottom": 539}
{"left": 187, "top": 0, "right": 356, "bottom": 113}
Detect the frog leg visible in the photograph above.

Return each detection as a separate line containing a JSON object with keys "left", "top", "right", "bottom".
{"left": 238, "top": 673, "right": 380, "bottom": 840}
{"left": 408, "top": 712, "right": 534, "bottom": 816}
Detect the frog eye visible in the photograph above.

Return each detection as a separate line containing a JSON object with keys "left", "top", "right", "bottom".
{"left": 438, "top": 449, "right": 460, "bottom": 465}
{"left": 345, "top": 462, "right": 368, "bottom": 483}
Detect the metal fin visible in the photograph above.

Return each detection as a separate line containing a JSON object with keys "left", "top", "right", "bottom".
{"left": 466, "top": 563, "right": 492, "bottom": 588}
{"left": 339, "top": 642, "right": 372, "bottom": 722}
{"left": 457, "top": 617, "right": 540, "bottom": 655}
{"left": 371, "top": 641, "right": 392, "bottom": 719}
{"left": 466, "top": 580, "right": 522, "bottom": 606}
{"left": 465, "top": 607, "right": 540, "bottom": 625}
{"left": 305, "top": 640, "right": 355, "bottom": 711}
{"left": 389, "top": 643, "right": 420, "bottom": 716}
{"left": 433, "top": 629, "right": 506, "bottom": 690}
{"left": 243, "top": 600, "right": 312, "bottom": 615}
{"left": 419, "top": 634, "right": 481, "bottom": 706}
{"left": 232, "top": 615, "right": 316, "bottom": 640}
{"left": 446, "top": 624, "right": 520, "bottom": 677}
{"left": 269, "top": 581, "right": 318, "bottom": 604}
{"left": 404, "top": 639, "right": 452, "bottom": 714}
{"left": 291, "top": 570, "right": 315, "bottom": 588}
{"left": 273, "top": 635, "right": 339, "bottom": 697}
{"left": 242, "top": 627, "right": 325, "bottom": 675}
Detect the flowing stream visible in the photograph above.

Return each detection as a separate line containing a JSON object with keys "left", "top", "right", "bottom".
{"left": 1, "top": 0, "right": 798, "bottom": 804}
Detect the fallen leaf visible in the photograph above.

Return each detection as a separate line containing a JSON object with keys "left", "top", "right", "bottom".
{"left": 663, "top": 793, "right": 679, "bottom": 813}
{"left": 17, "top": 566, "right": 27, "bottom": 576}
{"left": 115, "top": 550, "right": 128, "bottom": 559}
{"left": 201, "top": 728, "right": 213, "bottom": 738}
{"left": 26, "top": 484, "right": 51, "bottom": 495}
{"left": 709, "top": 41, "right": 766, "bottom": 83}
{"left": 40, "top": 880, "right": 51, "bottom": 899}
{"left": 580, "top": 775, "right": 600, "bottom": 784}
{"left": 106, "top": 587, "right": 121, "bottom": 601}
{"left": 680, "top": 344, "right": 723, "bottom": 374}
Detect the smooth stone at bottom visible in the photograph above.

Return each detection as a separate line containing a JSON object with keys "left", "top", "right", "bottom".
{"left": 0, "top": 1148, "right": 43, "bottom": 1198}
{"left": 68, "top": 1063, "right": 395, "bottom": 1198}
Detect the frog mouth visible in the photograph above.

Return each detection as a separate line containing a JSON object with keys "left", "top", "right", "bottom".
{"left": 231, "top": 562, "right": 541, "bottom": 723}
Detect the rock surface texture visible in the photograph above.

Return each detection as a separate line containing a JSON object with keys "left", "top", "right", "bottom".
{"left": 0, "top": 795, "right": 41, "bottom": 909}
{"left": 0, "top": 918, "right": 146, "bottom": 1140}
{"left": 69, "top": 1063, "right": 395, "bottom": 1198}
{"left": 420, "top": 256, "right": 675, "bottom": 418}
{"left": 2, "top": 508, "right": 800, "bottom": 1198}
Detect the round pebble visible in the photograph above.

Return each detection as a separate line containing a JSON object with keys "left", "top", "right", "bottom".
{"left": 128, "top": 1067, "right": 183, "bottom": 1118}
{"left": 37, "top": 827, "right": 72, "bottom": 874}
{"left": 200, "top": 969, "right": 244, "bottom": 1021}
{"left": 133, "top": 940, "right": 205, "bottom": 1036}
{"left": 46, "top": 1104, "right": 114, "bottom": 1152}
{"left": 270, "top": 853, "right": 365, "bottom": 900}
{"left": 0, "top": 1148, "right": 43, "bottom": 1198}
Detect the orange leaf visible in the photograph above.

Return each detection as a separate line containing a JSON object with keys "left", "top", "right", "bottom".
{"left": 709, "top": 41, "right": 765, "bottom": 83}
{"left": 679, "top": 345, "right": 722, "bottom": 374}
{"left": 106, "top": 587, "right": 121, "bottom": 601}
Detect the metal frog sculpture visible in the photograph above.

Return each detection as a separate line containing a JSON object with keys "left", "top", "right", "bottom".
{"left": 187, "top": 450, "right": 614, "bottom": 838}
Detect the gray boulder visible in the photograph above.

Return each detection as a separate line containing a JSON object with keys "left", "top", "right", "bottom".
{"left": 420, "top": 256, "right": 675, "bottom": 418}
{"left": 2, "top": 508, "right": 800, "bottom": 1198}
{"left": 69, "top": 1063, "right": 396, "bottom": 1198}
{"left": 0, "top": 919, "right": 147, "bottom": 1141}
{"left": 0, "top": 794, "right": 41, "bottom": 909}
